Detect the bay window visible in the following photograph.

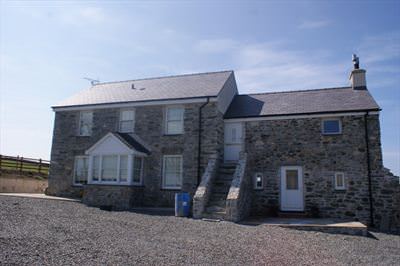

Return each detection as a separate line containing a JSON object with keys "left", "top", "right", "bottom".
{"left": 89, "top": 154, "right": 144, "bottom": 185}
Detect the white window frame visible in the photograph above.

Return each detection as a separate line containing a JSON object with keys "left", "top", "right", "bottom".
{"left": 162, "top": 155, "right": 183, "bottom": 190}
{"left": 165, "top": 106, "right": 184, "bottom": 135}
{"left": 253, "top": 172, "right": 263, "bottom": 190}
{"left": 321, "top": 118, "right": 342, "bottom": 135}
{"left": 89, "top": 154, "right": 131, "bottom": 185}
{"left": 132, "top": 156, "right": 144, "bottom": 185}
{"left": 78, "top": 111, "right": 93, "bottom": 136}
{"left": 334, "top": 172, "right": 346, "bottom": 190}
{"left": 73, "top": 156, "right": 89, "bottom": 186}
{"left": 119, "top": 109, "right": 135, "bottom": 133}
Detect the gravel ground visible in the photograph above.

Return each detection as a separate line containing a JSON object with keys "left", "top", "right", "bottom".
{"left": 0, "top": 196, "right": 399, "bottom": 265}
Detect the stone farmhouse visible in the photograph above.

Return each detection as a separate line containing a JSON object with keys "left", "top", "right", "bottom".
{"left": 48, "top": 57, "right": 399, "bottom": 230}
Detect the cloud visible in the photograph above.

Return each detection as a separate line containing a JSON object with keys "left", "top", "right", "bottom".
{"left": 194, "top": 39, "right": 236, "bottom": 53}
{"left": 358, "top": 31, "right": 400, "bottom": 64}
{"left": 60, "top": 7, "right": 108, "bottom": 26}
{"left": 298, "top": 20, "right": 331, "bottom": 29}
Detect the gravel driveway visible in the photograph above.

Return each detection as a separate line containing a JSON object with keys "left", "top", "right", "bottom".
{"left": 0, "top": 196, "right": 399, "bottom": 265}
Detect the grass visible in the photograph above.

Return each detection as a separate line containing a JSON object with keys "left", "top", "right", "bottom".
{"left": 0, "top": 159, "right": 49, "bottom": 175}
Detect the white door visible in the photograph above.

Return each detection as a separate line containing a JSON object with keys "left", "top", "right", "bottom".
{"left": 280, "top": 166, "right": 304, "bottom": 211}
{"left": 224, "top": 122, "right": 243, "bottom": 162}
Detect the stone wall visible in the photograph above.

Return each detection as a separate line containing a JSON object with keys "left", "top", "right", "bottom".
{"left": 193, "top": 153, "right": 219, "bottom": 218}
{"left": 48, "top": 101, "right": 224, "bottom": 208}
{"left": 225, "top": 153, "right": 252, "bottom": 222}
{"left": 245, "top": 114, "right": 391, "bottom": 227}
{"left": 0, "top": 174, "right": 47, "bottom": 193}
{"left": 82, "top": 185, "right": 144, "bottom": 210}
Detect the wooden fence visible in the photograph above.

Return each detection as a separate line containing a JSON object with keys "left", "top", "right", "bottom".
{"left": 0, "top": 155, "right": 50, "bottom": 177}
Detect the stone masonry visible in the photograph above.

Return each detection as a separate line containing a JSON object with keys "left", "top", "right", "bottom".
{"left": 47, "top": 102, "right": 224, "bottom": 207}
{"left": 244, "top": 114, "right": 399, "bottom": 229}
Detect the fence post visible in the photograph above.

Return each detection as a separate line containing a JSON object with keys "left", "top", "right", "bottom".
{"left": 39, "top": 159, "right": 42, "bottom": 173}
{"left": 20, "top": 156, "right": 23, "bottom": 174}
{"left": 0, "top": 154, "right": 2, "bottom": 176}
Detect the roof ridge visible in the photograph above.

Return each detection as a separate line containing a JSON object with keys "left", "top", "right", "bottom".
{"left": 94, "top": 70, "right": 234, "bottom": 86}
{"left": 242, "top": 86, "right": 351, "bottom": 96}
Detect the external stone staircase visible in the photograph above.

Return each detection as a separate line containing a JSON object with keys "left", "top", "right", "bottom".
{"left": 202, "top": 162, "right": 237, "bottom": 220}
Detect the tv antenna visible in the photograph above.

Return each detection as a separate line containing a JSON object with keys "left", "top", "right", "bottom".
{"left": 83, "top": 77, "right": 100, "bottom": 85}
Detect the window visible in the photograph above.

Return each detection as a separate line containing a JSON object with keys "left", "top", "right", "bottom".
{"left": 334, "top": 172, "right": 346, "bottom": 190}
{"left": 119, "top": 109, "right": 135, "bottom": 133}
{"left": 89, "top": 154, "right": 144, "bottom": 185}
{"left": 73, "top": 156, "right": 88, "bottom": 185}
{"left": 322, "top": 118, "right": 341, "bottom": 135}
{"left": 286, "top": 170, "right": 299, "bottom": 190}
{"left": 162, "top": 155, "right": 182, "bottom": 189}
{"left": 132, "top": 157, "right": 143, "bottom": 184}
{"left": 165, "top": 107, "right": 184, "bottom": 135}
{"left": 78, "top": 111, "right": 93, "bottom": 136}
{"left": 92, "top": 156, "right": 100, "bottom": 181}
{"left": 101, "top": 155, "right": 118, "bottom": 181}
{"left": 119, "top": 155, "right": 128, "bottom": 182}
{"left": 253, "top": 173, "right": 263, "bottom": 190}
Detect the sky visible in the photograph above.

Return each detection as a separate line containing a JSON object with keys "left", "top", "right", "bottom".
{"left": 0, "top": 0, "right": 399, "bottom": 175}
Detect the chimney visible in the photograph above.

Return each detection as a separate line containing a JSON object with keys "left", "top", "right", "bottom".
{"left": 349, "top": 54, "right": 367, "bottom": 90}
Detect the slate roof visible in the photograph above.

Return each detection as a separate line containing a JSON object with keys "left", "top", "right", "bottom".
{"left": 224, "top": 87, "right": 380, "bottom": 119}
{"left": 113, "top": 132, "right": 151, "bottom": 155}
{"left": 53, "top": 71, "right": 233, "bottom": 108}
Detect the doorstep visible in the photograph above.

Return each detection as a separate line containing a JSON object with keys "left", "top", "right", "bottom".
{"left": 243, "top": 217, "right": 368, "bottom": 236}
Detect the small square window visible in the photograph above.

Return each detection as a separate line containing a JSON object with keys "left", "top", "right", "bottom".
{"left": 322, "top": 119, "right": 341, "bottom": 135}
{"left": 253, "top": 173, "right": 263, "bottom": 190}
{"left": 334, "top": 172, "right": 346, "bottom": 190}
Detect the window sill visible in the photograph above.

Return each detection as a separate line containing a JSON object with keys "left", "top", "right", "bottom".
{"left": 253, "top": 187, "right": 263, "bottom": 191}
{"left": 334, "top": 188, "right": 346, "bottom": 191}
{"left": 322, "top": 132, "right": 342, "bottom": 136}
{"left": 163, "top": 133, "right": 183, "bottom": 136}
{"left": 161, "top": 188, "right": 182, "bottom": 191}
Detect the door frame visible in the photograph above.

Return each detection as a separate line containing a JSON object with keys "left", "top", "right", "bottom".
{"left": 223, "top": 122, "right": 244, "bottom": 162}
{"left": 280, "top": 165, "right": 304, "bottom": 211}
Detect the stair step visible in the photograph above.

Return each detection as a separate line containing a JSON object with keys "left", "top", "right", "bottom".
{"left": 209, "top": 194, "right": 227, "bottom": 201}
{"left": 220, "top": 163, "right": 237, "bottom": 168}
{"left": 212, "top": 187, "right": 230, "bottom": 193}
{"left": 207, "top": 199, "right": 226, "bottom": 207}
{"left": 213, "top": 180, "right": 232, "bottom": 186}
{"left": 206, "top": 205, "right": 225, "bottom": 213}
{"left": 218, "top": 169, "right": 236, "bottom": 174}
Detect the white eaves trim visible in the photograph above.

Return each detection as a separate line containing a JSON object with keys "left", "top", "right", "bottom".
{"left": 85, "top": 132, "right": 148, "bottom": 157}
{"left": 53, "top": 97, "right": 218, "bottom": 112}
{"left": 224, "top": 111, "right": 380, "bottom": 122}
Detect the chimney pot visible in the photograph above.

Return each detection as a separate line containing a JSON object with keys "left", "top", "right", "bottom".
{"left": 349, "top": 54, "right": 367, "bottom": 90}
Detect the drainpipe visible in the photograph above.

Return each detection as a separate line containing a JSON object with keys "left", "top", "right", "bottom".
{"left": 364, "top": 111, "right": 374, "bottom": 227}
{"left": 197, "top": 97, "right": 210, "bottom": 186}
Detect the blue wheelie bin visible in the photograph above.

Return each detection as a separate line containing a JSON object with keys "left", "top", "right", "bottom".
{"left": 175, "top": 192, "right": 190, "bottom": 217}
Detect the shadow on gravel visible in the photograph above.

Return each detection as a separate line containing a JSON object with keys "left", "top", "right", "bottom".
{"left": 284, "top": 227, "right": 379, "bottom": 239}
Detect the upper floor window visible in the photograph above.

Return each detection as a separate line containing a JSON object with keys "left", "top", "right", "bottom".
{"left": 162, "top": 155, "right": 182, "bottom": 189}
{"left": 165, "top": 107, "right": 184, "bottom": 135}
{"left": 119, "top": 109, "right": 135, "bottom": 133}
{"left": 73, "top": 156, "right": 88, "bottom": 185}
{"left": 322, "top": 118, "right": 341, "bottom": 135}
{"left": 78, "top": 111, "right": 93, "bottom": 136}
{"left": 334, "top": 172, "right": 346, "bottom": 190}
